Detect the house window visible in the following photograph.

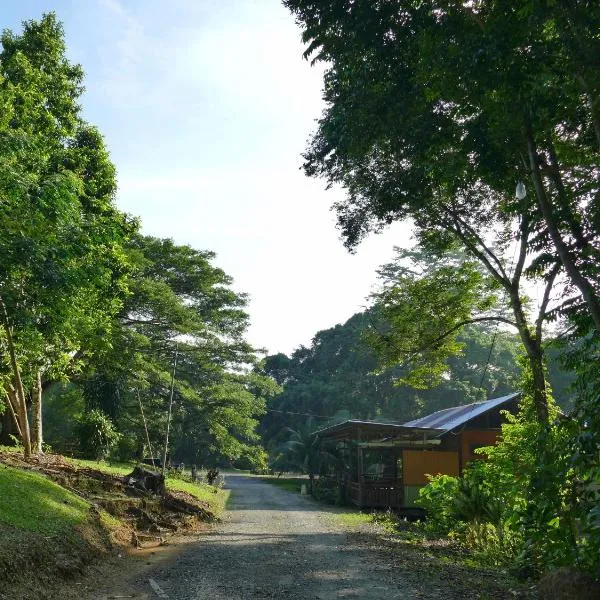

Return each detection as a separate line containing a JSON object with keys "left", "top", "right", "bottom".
{"left": 396, "top": 456, "right": 403, "bottom": 481}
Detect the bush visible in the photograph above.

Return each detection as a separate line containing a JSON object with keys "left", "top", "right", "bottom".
{"left": 109, "top": 434, "right": 138, "bottom": 463}
{"left": 418, "top": 387, "right": 586, "bottom": 573}
{"left": 463, "top": 521, "right": 522, "bottom": 567}
{"left": 454, "top": 461, "right": 504, "bottom": 525}
{"left": 416, "top": 474, "right": 459, "bottom": 533}
{"left": 76, "top": 409, "right": 120, "bottom": 460}
{"left": 206, "top": 469, "right": 219, "bottom": 485}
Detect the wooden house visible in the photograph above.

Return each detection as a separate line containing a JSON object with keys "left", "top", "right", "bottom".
{"left": 313, "top": 392, "right": 520, "bottom": 512}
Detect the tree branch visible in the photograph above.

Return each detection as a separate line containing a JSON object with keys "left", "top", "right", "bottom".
{"left": 511, "top": 212, "right": 530, "bottom": 287}
{"left": 385, "top": 315, "right": 518, "bottom": 356}
{"left": 535, "top": 263, "right": 561, "bottom": 342}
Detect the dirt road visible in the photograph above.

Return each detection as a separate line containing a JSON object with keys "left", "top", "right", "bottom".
{"left": 90, "top": 475, "right": 416, "bottom": 599}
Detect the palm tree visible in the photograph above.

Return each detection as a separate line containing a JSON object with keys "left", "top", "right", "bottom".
{"left": 276, "top": 417, "right": 339, "bottom": 493}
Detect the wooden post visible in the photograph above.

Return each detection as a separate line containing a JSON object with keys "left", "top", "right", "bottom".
{"left": 357, "top": 426, "right": 364, "bottom": 507}
{"left": 162, "top": 343, "right": 179, "bottom": 475}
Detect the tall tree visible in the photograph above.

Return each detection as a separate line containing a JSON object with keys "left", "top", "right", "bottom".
{"left": 261, "top": 310, "right": 528, "bottom": 449}
{"left": 285, "top": 0, "right": 599, "bottom": 326}
{"left": 284, "top": 0, "right": 600, "bottom": 423}
{"left": 79, "top": 235, "right": 276, "bottom": 467}
{"left": 0, "top": 14, "right": 133, "bottom": 455}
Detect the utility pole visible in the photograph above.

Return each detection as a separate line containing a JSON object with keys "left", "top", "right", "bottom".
{"left": 136, "top": 388, "right": 155, "bottom": 469}
{"left": 162, "top": 343, "right": 179, "bottom": 475}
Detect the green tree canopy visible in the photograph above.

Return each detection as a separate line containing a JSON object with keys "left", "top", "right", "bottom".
{"left": 0, "top": 14, "right": 133, "bottom": 455}
{"left": 284, "top": 0, "right": 600, "bottom": 423}
{"left": 261, "top": 310, "right": 536, "bottom": 451}
{"left": 78, "top": 235, "right": 277, "bottom": 468}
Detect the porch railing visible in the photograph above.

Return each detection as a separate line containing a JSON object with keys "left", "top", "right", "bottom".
{"left": 347, "top": 479, "right": 403, "bottom": 508}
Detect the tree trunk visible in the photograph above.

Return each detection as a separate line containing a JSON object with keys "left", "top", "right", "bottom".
{"left": 13, "top": 375, "right": 31, "bottom": 458}
{"left": 546, "top": 141, "right": 588, "bottom": 252}
{"left": 4, "top": 388, "right": 22, "bottom": 440}
{"left": 31, "top": 370, "right": 43, "bottom": 454}
{"left": 510, "top": 288, "right": 549, "bottom": 424}
{"left": 0, "top": 301, "right": 32, "bottom": 457}
{"left": 452, "top": 214, "right": 550, "bottom": 424}
{"left": 524, "top": 123, "right": 600, "bottom": 333}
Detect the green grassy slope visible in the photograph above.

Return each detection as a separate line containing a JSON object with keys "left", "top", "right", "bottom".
{"left": 0, "top": 463, "right": 117, "bottom": 599}
{"left": 0, "top": 465, "right": 91, "bottom": 534}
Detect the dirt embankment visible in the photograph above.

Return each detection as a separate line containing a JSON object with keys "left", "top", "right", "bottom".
{"left": 0, "top": 451, "right": 217, "bottom": 600}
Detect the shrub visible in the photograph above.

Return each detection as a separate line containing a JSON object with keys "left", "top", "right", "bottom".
{"left": 109, "top": 434, "right": 138, "bottom": 463}
{"left": 76, "top": 409, "right": 120, "bottom": 460}
{"left": 463, "top": 521, "right": 522, "bottom": 567}
{"left": 206, "top": 468, "right": 219, "bottom": 485}
{"left": 416, "top": 474, "right": 459, "bottom": 533}
{"left": 454, "top": 461, "right": 504, "bottom": 525}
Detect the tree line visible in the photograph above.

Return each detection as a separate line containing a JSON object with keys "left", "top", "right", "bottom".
{"left": 261, "top": 282, "right": 574, "bottom": 463}
{"left": 0, "top": 14, "right": 275, "bottom": 469}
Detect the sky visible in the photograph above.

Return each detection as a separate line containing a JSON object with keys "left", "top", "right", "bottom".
{"left": 3, "top": 0, "right": 411, "bottom": 355}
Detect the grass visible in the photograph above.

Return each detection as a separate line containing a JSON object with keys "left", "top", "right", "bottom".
{"left": 0, "top": 452, "right": 229, "bottom": 597}
{"left": 0, "top": 461, "right": 120, "bottom": 597}
{"left": 0, "top": 464, "right": 91, "bottom": 535}
{"left": 335, "top": 511, "right": 373, "bottom": 528}
{"left": 69, "top": 457, "right": 133, "bottom": 476}
{"left": 167, "top": 478, "right": 230, "bottom": 517}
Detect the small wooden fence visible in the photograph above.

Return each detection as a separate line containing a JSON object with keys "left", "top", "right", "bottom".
{"left": 348, "top": 479, "right": 403, "bottom": 509}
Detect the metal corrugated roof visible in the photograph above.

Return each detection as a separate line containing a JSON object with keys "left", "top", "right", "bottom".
{"left": 313, "top": 419, "right": 443, "bottom": 439}
{"left": 402, "top": 392, "right": 520, "bottom": 432}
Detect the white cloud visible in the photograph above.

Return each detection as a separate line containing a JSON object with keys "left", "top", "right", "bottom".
{"left": 95, "top": 0, "right": 151, "bottom": 102}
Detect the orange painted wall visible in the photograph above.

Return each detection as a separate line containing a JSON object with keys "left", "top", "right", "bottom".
{"left": 402, "top": 450, "right": 459, "bottom": 486}
{"left": 460, "top": 430, "right": 499, "bottom": 467}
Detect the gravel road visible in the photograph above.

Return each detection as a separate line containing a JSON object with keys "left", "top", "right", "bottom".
{"left": 92, "top": 475, "right": 416, "bottom": 600}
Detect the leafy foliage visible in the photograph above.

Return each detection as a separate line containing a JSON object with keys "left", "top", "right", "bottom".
{"left": 418, "top": 376, "right": 598, "bottom": 574}
{"left": 285, "top": 0, "right": 600, "bottom": 427}
{"left": 262, "top": 304, "right": 572, "bottom": 454}
{"left": 76, "top": 409, "right": 120, "bottom": 461}
{"left": 285, "top": 1, "right": 600, "bottom": 576}
{"left": 0, "top": 13, "right": 133, "bottom": 455}
{"left": 416, "top": 474, "right": 459, "bottom": 534}
{"left": 76, "top": 234, "right": 278, "bottom": 468}
{"left": 369, "top": 247, "right": 500, "bottom": 388}
{"left": 0, "top": 14, "right": 276, "bottom": 472}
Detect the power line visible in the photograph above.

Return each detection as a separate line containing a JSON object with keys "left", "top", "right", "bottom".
{"left": 265, "top": 408, "right": 340, "bottom": 419}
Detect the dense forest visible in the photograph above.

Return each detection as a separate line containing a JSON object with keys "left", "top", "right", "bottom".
{"left": 260, "top": 308, "right": 574, "bottom": 452}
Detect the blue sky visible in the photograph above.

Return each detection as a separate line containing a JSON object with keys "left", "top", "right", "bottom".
{"left": 4, "top": 0, "right": 410, "bottom": 355}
